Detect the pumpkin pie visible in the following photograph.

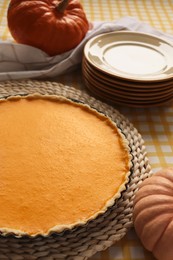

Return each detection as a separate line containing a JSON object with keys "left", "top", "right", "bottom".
{"left": 0, "top": 94, "right": 131, "bottom": 237}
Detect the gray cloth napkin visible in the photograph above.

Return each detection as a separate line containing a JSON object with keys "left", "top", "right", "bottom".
{"left": 0, "top": 16, "right": 173, "bottom": 81}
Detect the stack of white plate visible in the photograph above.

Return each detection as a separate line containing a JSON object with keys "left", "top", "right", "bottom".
{"left": 82, "top": 31, "right": 173, "bottom": 107}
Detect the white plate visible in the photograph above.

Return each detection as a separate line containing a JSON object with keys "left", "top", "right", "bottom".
{"left": 84, "top": 31, "right": 173, "bottom": 82}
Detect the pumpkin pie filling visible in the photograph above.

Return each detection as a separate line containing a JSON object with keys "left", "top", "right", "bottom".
{"left": 0, "top": 95, "right": 131, "bottom": 236}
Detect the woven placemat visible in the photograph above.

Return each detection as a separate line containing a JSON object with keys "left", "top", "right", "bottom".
{"left": 0, "top": 80, "right": 152, "bottom": 260}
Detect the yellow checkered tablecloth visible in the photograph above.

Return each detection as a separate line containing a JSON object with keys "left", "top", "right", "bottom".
{"left": 0, "top": 1, "right": 173, "bottom": 260}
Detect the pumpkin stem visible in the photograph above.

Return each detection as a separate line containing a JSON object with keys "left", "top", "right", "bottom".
{"left": 56, "top": 0, "right": 69, "bottom": 13}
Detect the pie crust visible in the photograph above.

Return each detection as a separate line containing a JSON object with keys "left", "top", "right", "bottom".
{"left": 0, "top": 94, "right": 131, "bottom": 237}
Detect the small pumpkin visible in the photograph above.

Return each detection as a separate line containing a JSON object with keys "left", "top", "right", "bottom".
{"left": 133, "top": 168, "right": 173, "bottom": 260}
{"left": 7, "top": 0, "right": 89, "bottom": 56}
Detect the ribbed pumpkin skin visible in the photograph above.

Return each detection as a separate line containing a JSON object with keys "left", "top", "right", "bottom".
{"left": 133, "top": 168, "right": 173, "bottom": 260}
{"left": 7, "top": 0, "right": 89, "bottom": 56}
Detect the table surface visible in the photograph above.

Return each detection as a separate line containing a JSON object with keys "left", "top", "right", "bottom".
{"left": 1, "top": 1, "right": 173, "bottom": 260}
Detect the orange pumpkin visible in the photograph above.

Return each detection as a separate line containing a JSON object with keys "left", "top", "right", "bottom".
{"left": 133, "top": 168, "right": 173, "bottom": 260}
{"left": 7, "top": 0, "right": 89, "bottom": 56}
